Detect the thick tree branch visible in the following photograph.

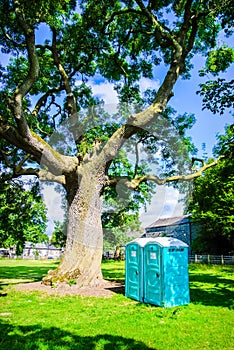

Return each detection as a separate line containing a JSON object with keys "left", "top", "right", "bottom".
{"left": 0, "top": 116, "right": 78, "bottom": 176}
{"left": 92, "top": 2, "right": 202, "bottom": 170}
{"left": 106, "top": 157, "right": 223, "bottom": 189}
{"left": 135, "top": 0, "right": 177, "bottom": 48}
{"left": 18, "top": 168, "right": 66, "bottom": 185}
{"left": 101, "top": 40, "right": 186, "bottom": 162}
{"left": 1, "top": 165, "right": 66, "bottom": 185}
{"left": 32, "top": 87, "right": 62, "bottom": 118}
{"left": 103, "top": 8, "right": 142, "bottom": 29}
{"left": 9, "top": 2, "right": 68, "bottom": 177}
{"left": 37, "top": 170, "right": 66, "bottom": 185}
{"left": 178, "top": 0, "right": 193, "bottom": 44}
{"left": 51, "top": 28, "right": 77, "bottom": 119}
{"left": 99, "top": 61, "right": 181, "bottom": 164}
{"left": 12, "top": 0, "right": 39, "bottom": 137}
{"left": 124, "top": 157, "right": 224, "bottom": 189}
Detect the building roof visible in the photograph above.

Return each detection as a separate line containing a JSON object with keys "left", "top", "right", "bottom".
{"left": 146, "top": 215, "right": 190, "bottom": 229}
{"left": 141, "top": 231, "right": 164, "bottom": 238}
{"left": 24, "top": 242, "right": 61, "bottom": 250}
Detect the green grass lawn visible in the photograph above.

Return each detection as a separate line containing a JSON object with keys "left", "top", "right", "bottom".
{"left": 0, "top": 259, "right": 233, "bottom": 350}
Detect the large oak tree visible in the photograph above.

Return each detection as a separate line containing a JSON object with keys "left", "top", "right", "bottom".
{"left": 0, "top": 0, "right": 232, "bottom": 286}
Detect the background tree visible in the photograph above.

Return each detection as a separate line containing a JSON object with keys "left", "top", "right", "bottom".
{"left": 191, "top": 37, "right": 234, "bottom": 254}
{"left": 188, "top": 125, "right": 234, "bottom": 254}
{"left": 197, "top": 46, "right": 234, "bottom": 114}
{"left": 0, "top": 179, "right": 48, "bottom": 255}
{"left": 0, "top": 0, "right": 232, "bottom": 286}
{"left": 50, "top": 220, "right": 67, "bottom": 248}
{"left": 103, "top": 212, "right": 143, "bottom": 252}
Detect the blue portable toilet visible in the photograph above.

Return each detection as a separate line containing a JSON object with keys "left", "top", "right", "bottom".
{"left": 125, "top": 237, "right": 190, "bottom": 307}
{"left": 125, "top": 238, "right": 151, "bottom": 302}
{"left": 144, "top": 237, "right": 190, "bottom": 307}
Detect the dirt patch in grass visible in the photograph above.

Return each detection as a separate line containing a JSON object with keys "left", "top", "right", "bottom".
{"left": 14, "top": 280, "right": 125, "bottom": 298}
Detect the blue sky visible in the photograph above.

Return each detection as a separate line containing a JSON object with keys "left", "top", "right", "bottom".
{"left": 171, "top": 55, "right": 234, "bottom": 158}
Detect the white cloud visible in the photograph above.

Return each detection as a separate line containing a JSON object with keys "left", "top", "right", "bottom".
{"left": 138, "top": 77, "right": 160, "bottom": 94}
{"left": 41, "top": 184, "right": 65, "bottom": 225}
{"left": 90, "top": 81, "right": 119, "bottom": 104}
{"left": 140, "top": 186, "right": 185, "bottom": 229}
{"left": 75, "top": 79, "right": 118, "bottom": 105}
{"left": 162, "top": 187, "right": 185, "bottom": 217}
{"left": 77, "top": 76, "right": 160, "bottom": 106}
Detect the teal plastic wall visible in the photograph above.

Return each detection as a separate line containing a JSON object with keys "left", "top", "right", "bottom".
{"left": 125, "top": 238, "right": 153, "bottom": 301}
{"left": 143, "top": 243, "right": 162, "bottom": 306}
{"left": 163, "top": 246, "right": 189, "bottom": 307}
{"left": 125, "top": 237, "right": 190, "bottom": 307}
{"left": 125, "top": 241, "right": 144, "bottom": 302}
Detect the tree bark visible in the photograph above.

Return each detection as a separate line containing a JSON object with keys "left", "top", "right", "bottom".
{"left": 42, "top": 163, "right": 106, "bottom": 287}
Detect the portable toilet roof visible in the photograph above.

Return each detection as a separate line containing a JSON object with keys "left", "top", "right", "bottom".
{"left": 126, "top": 237, "right": 156, "bottom": 247}
{"left": 128, "top": 237, "right": 188, "bottom": 248}
{"left": 146, "top": 237, "right": 188, "bottom": 248}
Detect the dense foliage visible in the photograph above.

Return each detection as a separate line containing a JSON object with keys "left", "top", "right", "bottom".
{"left": 1, "top": 0, "right": 232, "bottom": 184}
{"left": 188, "top": 125, "right": 234, "bottom": 254}
{"left": 0, "top": 180, "right": 48, "bottom": 254}
{"left": 197, "top": 45, "right": 234, "bottom": 114}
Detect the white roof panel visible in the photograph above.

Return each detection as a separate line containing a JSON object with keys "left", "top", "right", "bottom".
{"left": 126, "top": 237, "right": 188, "bottom": 248}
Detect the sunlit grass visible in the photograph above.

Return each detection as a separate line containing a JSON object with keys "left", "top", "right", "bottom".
{"left": 0, "top": 259, "right": 233, "bottom": 350}
{"left": 101, "top": 260, "right": 125, "bottom": 282}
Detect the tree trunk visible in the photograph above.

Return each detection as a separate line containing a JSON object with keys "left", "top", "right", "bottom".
{"left": 42, "top": 163, "right": 106, "bottom": 287}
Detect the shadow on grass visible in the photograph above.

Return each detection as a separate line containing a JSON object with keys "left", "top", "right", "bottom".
{"left": 189, "top": 270, "right": 234, "bottom": 308}
{"left": 0, "top": 283, "right": 7, "bottom": 297}
{"left": 0, "top": 320, "right": 156, "bottom": 350}
{"left": 0, "top": 262, "right": 59, "bottom": 296}
{"left": 105, "top": 285, "right": 125, "bottom": 295}
{"left": 0, "top": 263, "right": 58, "bottom": 284}
{"left": 102, "top": 261, "right": 125, "bottom": 283}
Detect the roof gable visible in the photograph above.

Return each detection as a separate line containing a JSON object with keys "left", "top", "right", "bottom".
{"left": 146, "top": 215, "right": 190, "bottom": 229}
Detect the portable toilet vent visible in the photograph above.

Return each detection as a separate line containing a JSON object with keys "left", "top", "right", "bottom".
{"left": 125, "top": 237, "right": 190, "bottom": 307}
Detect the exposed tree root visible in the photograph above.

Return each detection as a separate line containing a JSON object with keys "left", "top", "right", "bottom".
{"left": 42, "top": 267, "right": 104, "bottom": 288}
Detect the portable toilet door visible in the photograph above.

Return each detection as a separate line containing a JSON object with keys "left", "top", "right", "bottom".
{"left": 144, "top": 237, "right": 190, "bottom": 307}
{"left": 143, "top": 242, "right": 162, "bottom": 306}
{"left": 125, "top": 238, "right": 149, "bottom": 302}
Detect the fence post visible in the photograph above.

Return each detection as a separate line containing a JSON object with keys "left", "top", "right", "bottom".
{"left": 195, "top": 254, "right": 197, "bottom": 263}
{"left": 208, "top": 255, "right": 210, "bottom": 264}
{"left": 221, "top": 255, "right": 224, "bottom": 265}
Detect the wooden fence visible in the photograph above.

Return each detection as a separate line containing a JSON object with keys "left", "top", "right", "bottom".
{"left": 189, "top": 254, "right": 234, "bottom": 265}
